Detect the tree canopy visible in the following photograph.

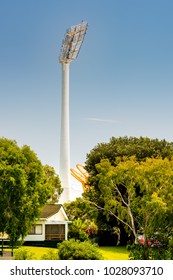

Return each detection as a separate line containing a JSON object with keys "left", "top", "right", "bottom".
{"left": 85, "top": 136, "right": 173, "bottom": 207}
{"left": 0, "top": 138, "right": 62, "bottom": 246}
{"left": 85, "top": 136, "right": 173, "bottom": 174}
{"left": 93, "top": 157, "right": 173, "bottom": 239}
{"left": 83, "top": 136, "right": 173, "bottom": 252}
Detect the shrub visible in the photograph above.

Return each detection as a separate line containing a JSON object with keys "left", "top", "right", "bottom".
{"left": 127, "top": 242, "right": 173, "bottom": 260}
{"left": 127, "top": 244, "right": 146, "bottom": 260}
{"left": 41, "top": 249, "right": 58, "bottom": 260}
{"left": 14, "top": 248, "right": 35, "bottom": 260}
{"left": 68, "top": 218, "right": 88, "bottom": 241}
{"left": 58, "top": 239, "right": 103, "bottom": 260}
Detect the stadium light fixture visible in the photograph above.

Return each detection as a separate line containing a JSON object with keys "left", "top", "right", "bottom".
{"left": 59, "top": 21, "right": 88, "bottom": 64}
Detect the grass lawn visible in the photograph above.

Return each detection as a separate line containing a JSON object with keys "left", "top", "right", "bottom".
{"left": 99, "top": 246, "right": 129, "bottom": 260}
{"left": 11, "top": 246, "right": 129, "bottom": 260}
{"left": 14, "top": 246, "right": 58, "bottom": 260}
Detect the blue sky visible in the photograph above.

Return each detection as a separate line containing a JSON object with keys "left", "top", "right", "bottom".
{"left": 1, "top": 0, "right": 173, "bottom": 196}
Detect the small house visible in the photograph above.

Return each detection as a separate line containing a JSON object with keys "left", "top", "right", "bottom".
{"left": 24, "top": 204, "right": 70, "bottom": 245}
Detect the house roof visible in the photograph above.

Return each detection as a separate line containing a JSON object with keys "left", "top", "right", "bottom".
{"left": 40, "top": 204, "right": 63, "bottom": 219}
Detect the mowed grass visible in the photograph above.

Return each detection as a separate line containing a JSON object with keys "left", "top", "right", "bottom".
{"left": 12, "top": 246, "right": 129, "bottom": 260}
{"left": 99, "top": 246, "right": 129, "bottom": 260}
{"left": 14, "top": 246, "right": 58, "bottom": 260}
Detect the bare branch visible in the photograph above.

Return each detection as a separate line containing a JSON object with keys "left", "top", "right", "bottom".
{"left": 84, "top": 199, "right": 134, "bottom": 233}
{"left": 115, "top": 185, "right": 128, "bottom": 207}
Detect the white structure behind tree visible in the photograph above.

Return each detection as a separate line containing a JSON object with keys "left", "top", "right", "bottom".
{"left": 59, "top": 21, "right": 88, "bottom": 203}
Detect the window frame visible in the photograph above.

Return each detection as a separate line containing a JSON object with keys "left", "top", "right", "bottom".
{"left": 28, "top": 224, "right": 43, "bottom": 235}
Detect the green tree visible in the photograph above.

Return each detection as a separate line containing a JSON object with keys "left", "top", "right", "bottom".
{"left": 84, "top": 137, "right": 173, "bottom": 244}
{"left": 43, "top": 165, "right": 62, "bottom": 204}
{"left": 0, "top": 138, "right": 60, "bottom": 249}
{"left": 64, "top": 198, "right": 98, "bottom": 240}
{"left": 86, "top": 157, "right": 173, "bottom": 259}
{"left": 86, "top": 136, "right": 173, "bottom": 175}
{"left": 64, "top": 197, "right": 96, "bottom": 222}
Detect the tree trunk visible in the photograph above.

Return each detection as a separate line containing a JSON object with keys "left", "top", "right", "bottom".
{"left": 143, "top": 235, "right": 149, "bottom": 260}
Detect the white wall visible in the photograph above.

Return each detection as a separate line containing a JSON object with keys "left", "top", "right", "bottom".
{"left": 24, "top": 221, "right": 45, "bottom": 241}
{"left": 24, "top": 220, "right": 69, "bottom": 241}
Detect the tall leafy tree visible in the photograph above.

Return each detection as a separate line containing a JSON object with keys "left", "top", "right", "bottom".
{"left": 89, "top": 157, "right": 173, "bottom": 259}
{"left": 84, "top": 137, "right": 173, "bottom": 245}
{"left": 0, "top": 138, "right": 61, "bottom": 248}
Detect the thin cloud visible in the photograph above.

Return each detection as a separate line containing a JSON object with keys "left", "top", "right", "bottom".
{"left": 84, "top": 117, "right": 119, "bottom": 123}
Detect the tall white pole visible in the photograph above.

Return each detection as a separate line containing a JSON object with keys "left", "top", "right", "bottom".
{"left": 59, "top": 21, "right": 88, "bottom": 204}
{"left": 59, "top": 62, "right": 71, "bottom": 203}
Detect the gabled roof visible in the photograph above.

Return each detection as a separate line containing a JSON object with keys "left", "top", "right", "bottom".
{"left": 40, "top": 204, "right": 63, "bottom": 219}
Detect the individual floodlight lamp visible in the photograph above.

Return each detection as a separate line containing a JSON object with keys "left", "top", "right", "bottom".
{"left": 59, "top": 21, "right": 88, "bottom": 203}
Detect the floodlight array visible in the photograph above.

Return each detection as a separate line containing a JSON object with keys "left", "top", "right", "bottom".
{"left": 59, "top": 21, "right": 88, "bottom": 63}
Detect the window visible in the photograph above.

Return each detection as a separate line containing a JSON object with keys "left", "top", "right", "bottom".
{"left": 45, "top": 224, "right": 65, "bottom": 240}
{"left": 28, "top": 224, "right": 42, "bottom": 235}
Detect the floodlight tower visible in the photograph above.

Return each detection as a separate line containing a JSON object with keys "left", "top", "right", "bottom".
{"left": 59, "top": 21, "right": 88, "bottom": 203}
